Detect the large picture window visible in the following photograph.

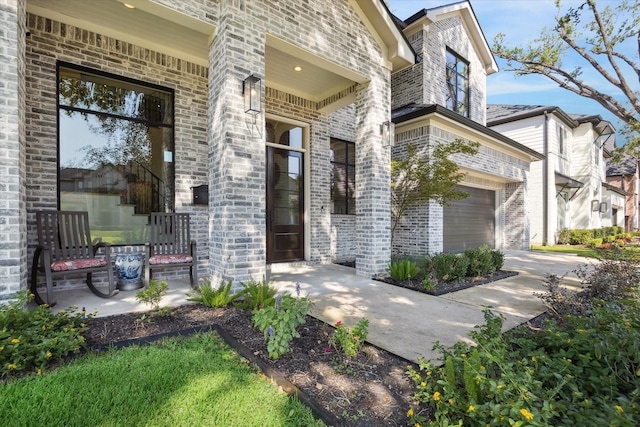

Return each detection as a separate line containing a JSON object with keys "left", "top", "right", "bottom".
{"left": 57, "top": 63, "right": 174, "bottom": 245}
{"left": 445, "top": 49, "right": 469, "bottom": 117}
{"left": 330, "top": 139, "right": 355, "bottom": 215}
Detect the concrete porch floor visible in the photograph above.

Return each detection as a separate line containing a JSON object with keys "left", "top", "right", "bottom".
{"left": 50, "top": 250, "right": 587, "bottom": 363}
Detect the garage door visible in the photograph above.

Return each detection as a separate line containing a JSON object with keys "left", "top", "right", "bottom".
{"left": 443, "top": 186, "right": 495, "bottom": 252}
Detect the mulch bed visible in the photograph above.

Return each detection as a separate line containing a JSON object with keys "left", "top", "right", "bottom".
{"left": 375, "top": 270, "right": 519, "bottom": 296}
{"left": 83, "top": 304, "right": 420, "bottom": 427}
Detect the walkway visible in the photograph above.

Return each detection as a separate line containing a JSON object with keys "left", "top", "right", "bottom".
{"left": 271, "top": 250, "right": 587, "bottom": 362}
{"left": 53, "top": 250, "right": 589, "bottom": 363}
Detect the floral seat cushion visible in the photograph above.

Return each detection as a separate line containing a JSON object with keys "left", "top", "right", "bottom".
{"left": 149, "top": 255, "right": 193, "bottom": 265}
{"left": 51, "top": 258, "right": 108, "bottom": 272}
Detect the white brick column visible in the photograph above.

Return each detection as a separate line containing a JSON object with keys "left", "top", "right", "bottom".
{"left": 0, "top": 0, "right": 27, "bottom": 300}
{"left": 309, "top": 117, "right": 332, "bottom": 263}
{"left": 208, "top": 0, "right": 266, "bottom": 284}
{"left": 355, "top": 72, "right": 392, "bottom": 277}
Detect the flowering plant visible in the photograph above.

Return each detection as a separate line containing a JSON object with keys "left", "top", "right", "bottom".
{"left": 422, "top": 274, "right": 439, "bottom": 291}
{"left": 329, "top": 318, "right": 369, "bottom": 357}
{"left": 252, "top": 283, "right": 311, "bottom": 359}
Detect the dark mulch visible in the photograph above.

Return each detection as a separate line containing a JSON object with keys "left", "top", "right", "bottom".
{"left": 334, "top": 261, "right": 518, "bottom": 296}
{"left": 375, "top": 270, "right": 519, "bottom": 296}
{"left": 83, "top": 304, "right": 418, "bottom": 427}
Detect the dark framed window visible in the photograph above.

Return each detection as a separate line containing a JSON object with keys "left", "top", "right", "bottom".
{"left": 445, "top": 49, "right": 470, "bottom": 117}
{"left": 330, "top": 138, "right": 355, "bottom": 214}
{"left": 57, "top": 62, "right": 175, "bottom": 245}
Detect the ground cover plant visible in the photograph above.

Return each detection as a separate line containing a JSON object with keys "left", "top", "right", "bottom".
{"left": 1, "top": 333, "right": 324, "bottom": 426}
{"left": 0, "top": 291, "right": 91, "bottom": 377}
{"left": 407, "top": 253, "right": 640, "bottom": 426}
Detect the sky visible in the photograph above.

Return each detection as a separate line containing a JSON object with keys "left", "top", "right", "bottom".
{"left": 386, "top": 0, "right": 638, "bottom": 143}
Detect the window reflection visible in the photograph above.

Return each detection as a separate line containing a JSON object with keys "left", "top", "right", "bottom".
{"left": 58, "top": 65, "right": 174, "bottom": 245}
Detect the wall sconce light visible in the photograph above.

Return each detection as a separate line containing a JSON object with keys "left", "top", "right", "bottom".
{"left": 591, "top": 199, "right": 600, "bottom": 211}
{"left": 381, "top": 120, "right": 395, "bottom": 148}
{"left": 243, "top": 74, "right": 261, "bottom": 114}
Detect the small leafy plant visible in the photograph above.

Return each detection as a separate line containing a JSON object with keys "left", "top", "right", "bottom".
{"left": 422, "top": 274, "right": 438, "bottom": 291}
{"left": 1, "top": 290, "right": 93, "bottom": 376}
{"left": 236, "top": 276, "right": 277, "bottom": 309}
{"left": 329, "top": 318, "right": 369, "bottom": 357}
{"left": 252, "top": 284, "right": 311, "bottom": 359}
{"left": 388, "top": 259, "right": 420, "bottom": 282}
{"left": 428, "top": 252, "right": 469, "bottom": 282}
{"left": 136, "top": 280, "right": 170, "bottom": 321}
{"left": 187, "top": 280, "right": 240, "bottom": 308}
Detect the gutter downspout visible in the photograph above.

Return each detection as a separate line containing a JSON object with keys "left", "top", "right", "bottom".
{"left": 543, "top": 111, "right": 549, "bottom": 246}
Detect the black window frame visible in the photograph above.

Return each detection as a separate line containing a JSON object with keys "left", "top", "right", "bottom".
{"left": 56, "top": 61, "right": 176, "bottom": 245}
{"left": 445, "top": 48, "right": 470, "bottom": 118}
{"left": 330, "top": 138, "right": 356, "bottom": 215}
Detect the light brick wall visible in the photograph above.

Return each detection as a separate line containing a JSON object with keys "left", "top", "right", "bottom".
{"left": 328, "top": 105, "right": 356, "bottom": 262}
{"left": 23, "top": 13, "right": 210, "bottom": 291}
{"left": 395, "top": 15, "right": 488, "bottom": 125}
{"left": 392, "top": 123, "right": 530, "bottom": 255}
{"left": 0, "top": 0, "right": 27, "bottom": 301}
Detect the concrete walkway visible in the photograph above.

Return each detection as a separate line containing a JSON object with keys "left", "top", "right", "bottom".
{"left": 52, "top": 250, "right": 590, "bottom": 363}
{"left": 271, "top": 250, "right": 588, "bottom": 363}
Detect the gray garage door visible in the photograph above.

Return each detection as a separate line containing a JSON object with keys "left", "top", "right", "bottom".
{"left": 443, "top": 186, "right": 495, "bottom": 252}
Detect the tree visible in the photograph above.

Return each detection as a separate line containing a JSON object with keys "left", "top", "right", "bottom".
{"left": 491, "top": 0, "right": 640, "bottom": 157}
{"left": 390, "top": 139, "right": 479, "bottom": 242}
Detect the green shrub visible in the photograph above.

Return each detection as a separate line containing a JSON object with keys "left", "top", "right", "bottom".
{"left": 464, "top": 245, "right": 495, "bottom": 277}
{"left": 136, "top": 280, "right": 170, "bottom": 320}
{"left": 186, "top": 280, "right": 240, "bottom": 308}
{"left": 388, "top": 259, "right": 420, "bottom": 282}
{"left": 490, "top": 249, "right": 504, "bottom": 271}
{"left": 406, "top": 306, "right": 640, "bottom": 427}
{"left": 236, "top": 276, "right": 277, "bottom": 309}
{"left": 588, "top": 238, "right": 603, "bottom": 248}
{"left": 556, "top": 228, "right": 571, "bottom": 244}
{"left": 569, "top": 229, "right": 596, "bottom": 245}
{"left": 329, "top": 318, "right": 369, "bottom": 357}
{"left": 252, "top": 292, "right": 311, "bottom": 360}
{"left": 1, "top": 291, "right": 92, "bottom": 376}
{"left": 428, "top": 253, "right": 469, "bottom": 282}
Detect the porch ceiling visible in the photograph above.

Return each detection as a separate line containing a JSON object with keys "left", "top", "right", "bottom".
{"left": 27, "top": 0, "right": 366, "bottom": 108}
{"left": 27, "top": 0, "right": 215, "bottom": 66}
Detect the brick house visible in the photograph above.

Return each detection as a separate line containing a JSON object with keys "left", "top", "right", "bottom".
{"left": 487, "top": 105, "right": 625, "bottom": 245}
{"left": 386, "top": 2, "right": 543, "bottom": 255}
{"left": 606, "top": 156, "right": 640, "bottom": 232}
{"left": 1, "top": 0, "right": 542, "bottom": 301}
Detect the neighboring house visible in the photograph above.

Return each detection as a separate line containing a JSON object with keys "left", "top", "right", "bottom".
{"left": 606, "top": 156, "right": 640, "bottom": 232}
{"left": 387, "top": 2, "right": 543, "bottom": 255}
{"left": 487, "top": 105, "right": 624, "bottom": 245}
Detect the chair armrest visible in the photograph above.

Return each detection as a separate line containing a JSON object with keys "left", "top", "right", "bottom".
{"left": 93, "top": 241, "right": 111, "bottom": 258}
{"left": 144, "top": 242, "right": 152, "bottom": 259}
{"left": 190, "top": 240, "right": 197, "bottom": 256}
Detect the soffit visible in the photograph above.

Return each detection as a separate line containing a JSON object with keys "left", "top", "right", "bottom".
{"left": 27, "top": 0, "right": 214, "bottom": 66}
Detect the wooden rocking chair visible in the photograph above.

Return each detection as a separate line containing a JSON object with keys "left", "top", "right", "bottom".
{"left": 144, "top": 212, "right": 197, "bottom": 288}
{"left": 30, "top": 210, "right": 118, "bottom": 306}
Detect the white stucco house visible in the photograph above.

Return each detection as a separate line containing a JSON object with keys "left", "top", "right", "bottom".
{"left": 1, "top": 0, "right": 543, "bottom": 301}
{"left": 487, "top": 104, "right": 625, "bottom": 245}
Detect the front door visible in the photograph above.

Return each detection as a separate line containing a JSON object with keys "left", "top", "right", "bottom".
{"left": 266, "top": 147, "right": 304, "bottom": 262}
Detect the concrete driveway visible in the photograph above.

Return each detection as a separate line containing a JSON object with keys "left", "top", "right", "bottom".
{"left": 271, "top": 250, "right": 590, "bottom": 363}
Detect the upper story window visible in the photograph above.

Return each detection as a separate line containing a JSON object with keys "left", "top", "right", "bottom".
{"left": 556, "top": 124, "right": 566, "bottom": 155}
{"left": 445, "top": 49, "right": 469, "bottom": 117}
{"left": 330, "top": 139, "right": 355, "bottom": 215}
{"left": 58, "top": 63, "right": 175, "bottom": 245}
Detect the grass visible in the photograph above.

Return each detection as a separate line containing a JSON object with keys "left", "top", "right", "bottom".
{"left": 531, "top": 244, "right": 600, "bottom": 258}
{"left": 0, "top": 332, "right": 324, "bottom": 427}
{"left": 532, "top": 244, "right": 640, "bottom": 260}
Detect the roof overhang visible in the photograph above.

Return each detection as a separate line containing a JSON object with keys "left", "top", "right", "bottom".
{"left": 403, "top": 1, "right": 498, "bottom": 74}
{"left": 393, "top": 104, "right": 545, "bottom": 162}
{"left": 349, "top": 0, "right": 416, "bottom": 72}
{"left": 602, "top": 181, "right": 627, "bottom": 197}
{"left": 555, "top": 172, "right": 584, "bottom": 188}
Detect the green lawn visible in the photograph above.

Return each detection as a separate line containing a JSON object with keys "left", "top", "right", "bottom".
{"left": 531, "top": 244, "right": 640, "bottom": 259}
{"left": 1, "top": 333, "right": 324, "bottom": 427}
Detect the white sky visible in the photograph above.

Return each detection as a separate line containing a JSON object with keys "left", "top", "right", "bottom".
{"left": 387, "top": 0, "right": 638, "bottom": 142}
